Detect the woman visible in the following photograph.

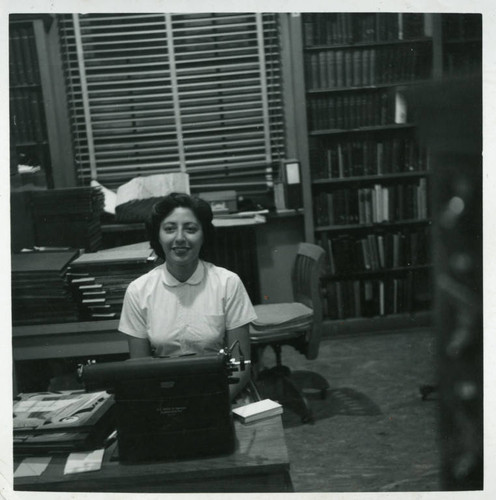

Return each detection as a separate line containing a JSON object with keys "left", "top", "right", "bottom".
{"left": 118, "top": 192, "right": 257, "bottom": 400}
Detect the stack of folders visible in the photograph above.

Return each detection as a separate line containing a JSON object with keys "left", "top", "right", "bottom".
{"left": 232, "top": 399, "right": 283, "bottom": 424}
{"left": 67, "top": 242, "right": 157, "bottom": 320}
{"left": 13, "top": 390, "right": 115, "bottom": 455}
{"left": 11, "top": 250, "right": 80, "bottom": 325}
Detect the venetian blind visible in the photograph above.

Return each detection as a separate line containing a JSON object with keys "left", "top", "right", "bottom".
{"left": 57, "top": 13, "right": 285, "bottom": 196}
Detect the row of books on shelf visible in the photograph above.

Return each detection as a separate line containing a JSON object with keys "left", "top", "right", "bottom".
{"left": 322, "top": 271, "right": 430, "bottom": 320}
{"left": 318, "top": 227, "right": 430, "bottom": 274}
{"left": 305, "top": 44, "right": 431, "bottom": 90}
{"left": 10, "top": 89, "right": 46, "bottom": 144}
{"left": 310, "top": 136, "right": 427, "bottom": 179}
{"left": 308, "top": 89, "right": 407, "bottom": 131}
{"left": 302, "top": 13, "right": 430, "bottom": 47}
{"left": 9, "top": 25, "right": 40, "bottom": 86}
{"left": 314, "top": 179, "right": 429, "bottom": 227}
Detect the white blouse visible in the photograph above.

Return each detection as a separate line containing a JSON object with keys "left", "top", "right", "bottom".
{"left": 118, "top": 260, "right": 257, "bottom": 357}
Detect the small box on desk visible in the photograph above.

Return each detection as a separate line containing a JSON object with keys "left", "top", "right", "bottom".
{"left": 81, "top": 353, "right": 235, "bottom": 463}
{"left": 199, "top": 190, "right": 238, "bottom": 214}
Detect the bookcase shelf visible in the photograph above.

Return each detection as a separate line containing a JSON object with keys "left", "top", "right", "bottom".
{"left": 315, "top": 219, "right": 431, "bottom": 234}
{"left": 323, "top": 263, "right": 432, "bottom": 281}
{"left": 443, "top": 38, "right": 482, "bottom": 45}
{"left": 304, "top": 37, "right": 432, "bottom": 51}
{"left": 312, "top": 171, "right": 428, "bottom": 187}
{"left": 16, "top": 140, "right": 49, "bottom": 147}
{"left": 307, "top": 79, "right": 433, "bottom": 94}
{"left": 310, "top": 123, "right": 415, "bottom": 136}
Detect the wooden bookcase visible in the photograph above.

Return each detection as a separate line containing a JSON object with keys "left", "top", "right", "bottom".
{"left": 9, "top": 18, "right": 52, "bottom": 186}
{"left": 287, "top": 12, "right": 481, "bottom": 326}
{"left": 9, "top": 14, "right": 75, "bottom": 190}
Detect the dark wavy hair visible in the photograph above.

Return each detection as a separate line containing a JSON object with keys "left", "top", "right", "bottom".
{"left": 147, "top": 192, "right": 215, "bottom": 260}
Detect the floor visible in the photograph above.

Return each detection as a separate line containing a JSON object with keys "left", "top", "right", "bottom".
{"left": 257, "top": 327, "right": 440, "bottom": 492}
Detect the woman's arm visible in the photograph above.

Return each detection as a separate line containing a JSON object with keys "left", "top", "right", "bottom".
{"left": 126, "top": 335, "right": 152, "bottom": 358}
{"left": 225, "top": 324, "right": 251, "bottom": 401}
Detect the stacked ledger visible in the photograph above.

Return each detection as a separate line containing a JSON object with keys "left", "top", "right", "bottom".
{"left": 11, "top": 250, "right": 80, "bottom": 326}
{"left": 67, "top": 242, "right": 157, "bottom": 320}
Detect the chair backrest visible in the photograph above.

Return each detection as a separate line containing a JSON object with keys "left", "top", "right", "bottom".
{"left": 291, "top": 242, "right": 326, "bottom": 360}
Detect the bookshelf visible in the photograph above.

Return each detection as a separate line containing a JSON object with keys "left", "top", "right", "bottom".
{"left": 299, "top": 12, "right": 435, "bottom": 322}
{"left": 9, "top": 14, "right": 75, "bottom": 190}
{"left": 9, "top": 20, "right": 51, "bottom": 185}
{"left": 290, "top": 12, "right": 482, "bottom": 326}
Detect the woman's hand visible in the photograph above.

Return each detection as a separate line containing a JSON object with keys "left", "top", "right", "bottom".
{"left": 126, "top": 335, "right": 152, "bottom": 358}
{"left": 226, "top": 324, "right": 251, "bottom": 401}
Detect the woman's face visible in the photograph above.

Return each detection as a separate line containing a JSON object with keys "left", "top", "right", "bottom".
{"left": 159, "top": 206, "right": 204, "bottom": 272}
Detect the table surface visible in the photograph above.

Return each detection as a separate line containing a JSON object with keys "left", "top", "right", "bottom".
{"left": 14, "top": 415, "right": 292, "bottom": 493}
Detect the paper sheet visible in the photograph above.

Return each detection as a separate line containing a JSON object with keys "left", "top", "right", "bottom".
{"left": 14, "top": 456, "right": 51, "bottom": 478}
{"left": 64, "top": 448, "right": 105, "bottom": 475}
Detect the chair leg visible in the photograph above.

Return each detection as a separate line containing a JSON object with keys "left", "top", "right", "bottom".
{"left": 271, "top": 345, "right": 291, "bottom": 377}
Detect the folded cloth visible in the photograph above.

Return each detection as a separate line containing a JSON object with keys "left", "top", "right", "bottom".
{"left": 251, "top": 303, "right": 313, "bottom": 330}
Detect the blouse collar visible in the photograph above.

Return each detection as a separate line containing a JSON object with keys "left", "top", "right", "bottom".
{"left": 161, "top": 260, "right": 205, "bottom": 287}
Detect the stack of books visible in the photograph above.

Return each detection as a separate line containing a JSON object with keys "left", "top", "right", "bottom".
{"left": 11, "top": 250, "right": 80, "bottom": 326}
{"left": 30, "top": 187, "right": 105, "bottom": 252}
{"left": 13, "top": 390, "right": 115, "bottom": 455}
{"left": 67, "top": 242, "right": 157, "bottom": 320}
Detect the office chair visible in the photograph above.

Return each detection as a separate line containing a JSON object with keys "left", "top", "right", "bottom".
{"left": 250, "top": 242, "right": 329, "bottom": 423}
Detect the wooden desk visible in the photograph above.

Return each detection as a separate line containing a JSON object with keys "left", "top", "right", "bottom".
{"left": 12, "top": 320, "right": 125, "bottom": 361}
{"left": 14, "top": 416, "right": 293, "bottom": 493}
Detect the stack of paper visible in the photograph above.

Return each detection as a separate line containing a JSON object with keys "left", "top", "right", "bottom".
{"left": 232, "top": 399, "right": 283, "bottom": 424}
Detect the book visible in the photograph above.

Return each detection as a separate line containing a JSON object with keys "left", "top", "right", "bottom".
{"left": 232, "top": 399, "right": 283, "bottom": 424}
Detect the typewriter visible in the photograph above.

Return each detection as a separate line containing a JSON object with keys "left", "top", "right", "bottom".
{"left": 79, "top": 346, "right": 246, "bottom": 463}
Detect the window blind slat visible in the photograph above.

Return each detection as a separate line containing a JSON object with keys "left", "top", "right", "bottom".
{"left": 58, "top": 13, "right": 285, "bottom": 194}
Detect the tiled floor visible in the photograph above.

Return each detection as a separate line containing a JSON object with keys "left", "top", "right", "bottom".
{"left": 257, "top": 327, "right": 440, "bottom": 492}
